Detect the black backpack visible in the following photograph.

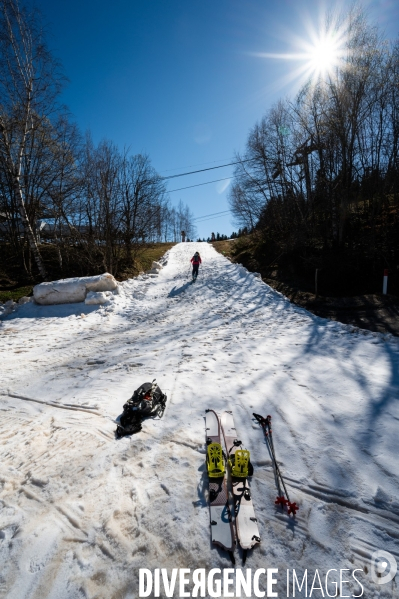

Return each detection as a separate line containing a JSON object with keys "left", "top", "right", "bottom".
{"left": 116, "top": 380, "right": 167, "bottom": 437}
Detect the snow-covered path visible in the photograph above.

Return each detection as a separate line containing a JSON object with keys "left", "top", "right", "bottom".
{"left": 1, "top": 242, "right": 399, "bottom": 598}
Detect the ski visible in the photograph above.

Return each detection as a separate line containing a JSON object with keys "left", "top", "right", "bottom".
{"left": 205, "top": 409, "right": 235, "bottom": 564}
{"left": 221, "top": 410, "right": 260, "bottom": 564}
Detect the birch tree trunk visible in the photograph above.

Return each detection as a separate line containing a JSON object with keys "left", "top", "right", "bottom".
{"left": 0, "top": 0, "right": 63, "bottom": 280}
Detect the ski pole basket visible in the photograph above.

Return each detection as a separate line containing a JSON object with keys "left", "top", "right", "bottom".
{"left": 229, "top": 449, "right": 251, "bottom": 478}
{"left": 207, "top": 443, "right": 225, "bottom": 478}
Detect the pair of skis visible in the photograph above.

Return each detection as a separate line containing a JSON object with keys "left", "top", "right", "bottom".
{"left": 205, "top": 409, "right": 260, "bottom": 564}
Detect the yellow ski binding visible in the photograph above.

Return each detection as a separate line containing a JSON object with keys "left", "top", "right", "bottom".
{"left": 207, "top": 442, "right": 225, "bottom": 478}
{"left": 229, "top": 449, "right": 250, "bottom": 478}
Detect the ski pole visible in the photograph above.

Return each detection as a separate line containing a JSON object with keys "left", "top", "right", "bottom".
{"left": 259, "top": 415, "right": 292, "bottom": 510}
{"left": 253, "top": 413, "right": 299, "bottom": 516}
{"left": 266, "top": 415, "right": 299, "bottom": 515}
{"left": 262, "top": 416, "right": 287, "bottom": 495}
{"left": 266, "top": 415, "right": 291, "bottom": 503}
{"left": 254, "top": 414, "right": 284, "bottom": 498}
{"left": 256, "top": 414, "right": 287, "bottom": 499}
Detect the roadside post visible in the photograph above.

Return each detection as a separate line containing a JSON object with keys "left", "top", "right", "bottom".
{"left": 383, "top": 269, "right": 388, "bottom": 295}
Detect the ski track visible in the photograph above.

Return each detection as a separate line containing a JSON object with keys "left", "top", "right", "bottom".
{"left": 1, "top": 242, "right": 399, "bottom": 598}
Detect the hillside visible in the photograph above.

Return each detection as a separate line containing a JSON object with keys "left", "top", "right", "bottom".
{"left": 0, "top": 242, "right": 398, "bottom": 598}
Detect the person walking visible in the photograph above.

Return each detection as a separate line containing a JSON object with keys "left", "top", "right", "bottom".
{"left": 190, "top": 251, "right": 202, "bottom": 280}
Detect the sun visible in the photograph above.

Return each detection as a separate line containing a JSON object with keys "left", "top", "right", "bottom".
{"left": 250, "top": 9, "right": 348, "bottom": 91}
{"left": 304, "top": 32, "right": 343, "bottom": 79}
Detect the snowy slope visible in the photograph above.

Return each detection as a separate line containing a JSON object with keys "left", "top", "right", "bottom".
{"left": 1, "top": 242, "right": 399, "bottom": 599}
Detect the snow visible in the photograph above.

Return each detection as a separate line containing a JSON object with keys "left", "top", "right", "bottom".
{"left": 17, "top": 296, "right": 32, "bottom": 305}
{"left": 148, "top": 260, "right": 164, "bottom": 275}
{"left": 33, "top": 273, "right": 118, "bottom": 305}
{"left": 1, "top": 242, "right": 399, "bottom": 598}
{"left": 84, "top": 273, "right": 118, "bottom": 293}
{"left": 85, "top": 291, "right": 111, "bottom": 305}
{"left": 0, "top": 300, "right": 17, "bottom": 317}
{"left": 151, "top": 261, "right": 163, "bottom": 270}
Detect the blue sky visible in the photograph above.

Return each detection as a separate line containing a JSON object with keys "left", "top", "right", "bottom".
{"left": 34, "top": 0, "right": 399, "bottom": 239}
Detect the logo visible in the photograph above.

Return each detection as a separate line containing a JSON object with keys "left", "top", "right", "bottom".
{"left": 371, "top": 550, "right": 397, "bottom": 585}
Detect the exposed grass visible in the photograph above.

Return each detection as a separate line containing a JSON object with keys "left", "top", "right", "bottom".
{"left": 211, "top": 239, "right": 237, "bottom": 259}
{"left": 0, "top": 286, "right": 33, "bottom": 303}
{"left": 123, "top": 243, "right": 176, "bottom": 277}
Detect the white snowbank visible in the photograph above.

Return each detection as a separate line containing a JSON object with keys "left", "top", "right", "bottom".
{"left": 0, "top": 296, "right": 32, "bottom": 319}
{"left": 84, "top": 291, "right": 109, "bottom": 305}
{"left": 148, "top": 260, "right": 163, "bottom": 274}
{"left": 151, "top": 261, "right": 163, "bottom": 270}
{"left": 0, "top": 299, "right": 17, "bottom": 317}
{"left": 33, "top": 273, "right": 118, "bottom": 305}
{"left": 84, "top": 273, "right": 118, "bottom": 292}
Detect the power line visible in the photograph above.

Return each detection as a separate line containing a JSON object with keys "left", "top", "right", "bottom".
{"left": 168, "top": 177, "right": 231, "bottom": 193}
{"left": 194, "top": 209, "right": 231, "bottom": 221}
{"left": 195, "top": 213, "right": 232, "bottom": 224}
{"left": 161, "top": 159, "right": 252, "bottom": 180}
{"left": 160, "top": 158, "right": 233, "bottom": 173}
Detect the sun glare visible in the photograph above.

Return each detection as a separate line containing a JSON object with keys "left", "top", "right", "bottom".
{"left": 251, "top": 9, "right": 348, "bottom": 91}
{"left": 308, "top": 35, "right": 340, "bottom": 76}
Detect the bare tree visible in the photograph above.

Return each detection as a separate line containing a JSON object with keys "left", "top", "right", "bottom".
{"left": 119, "top": 152, "right": 167, "bottom": 264}
{"left": 0, "top": 0, "right": 64, "bottom": 279}
{"left": 229, "top": 5, "right": 399, "bottom": 290}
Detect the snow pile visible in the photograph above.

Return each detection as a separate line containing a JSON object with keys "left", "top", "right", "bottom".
{"left": 84, "top": 273, "right": 118, "bottom": 292}
{"left": 0, "top": 296, "right": 32, "bottom": 319}
{"left": 85, "top": 291, "right": 109, "bottom": 305}
{"left": 1, "top": 243, "right": 399, "bottom": 598}
{"left": 148, "top": 260, "right": 163, "bottom": 274}
{"left": 0, "top": 299, "right": 17, "bottom": 317}
{"left": 33, "top": 272, "right": 118, "bottom": 305}
{"left": 34, "top": 277, "right": 86, "bottom": 304}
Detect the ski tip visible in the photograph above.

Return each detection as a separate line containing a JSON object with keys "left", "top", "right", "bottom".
{"left": 228, "top": 551, "right": 236, "bottom": 565}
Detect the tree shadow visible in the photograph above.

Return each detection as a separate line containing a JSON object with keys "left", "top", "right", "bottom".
{"left": 3, "top": 301, "right": 100, "bottom": 320}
